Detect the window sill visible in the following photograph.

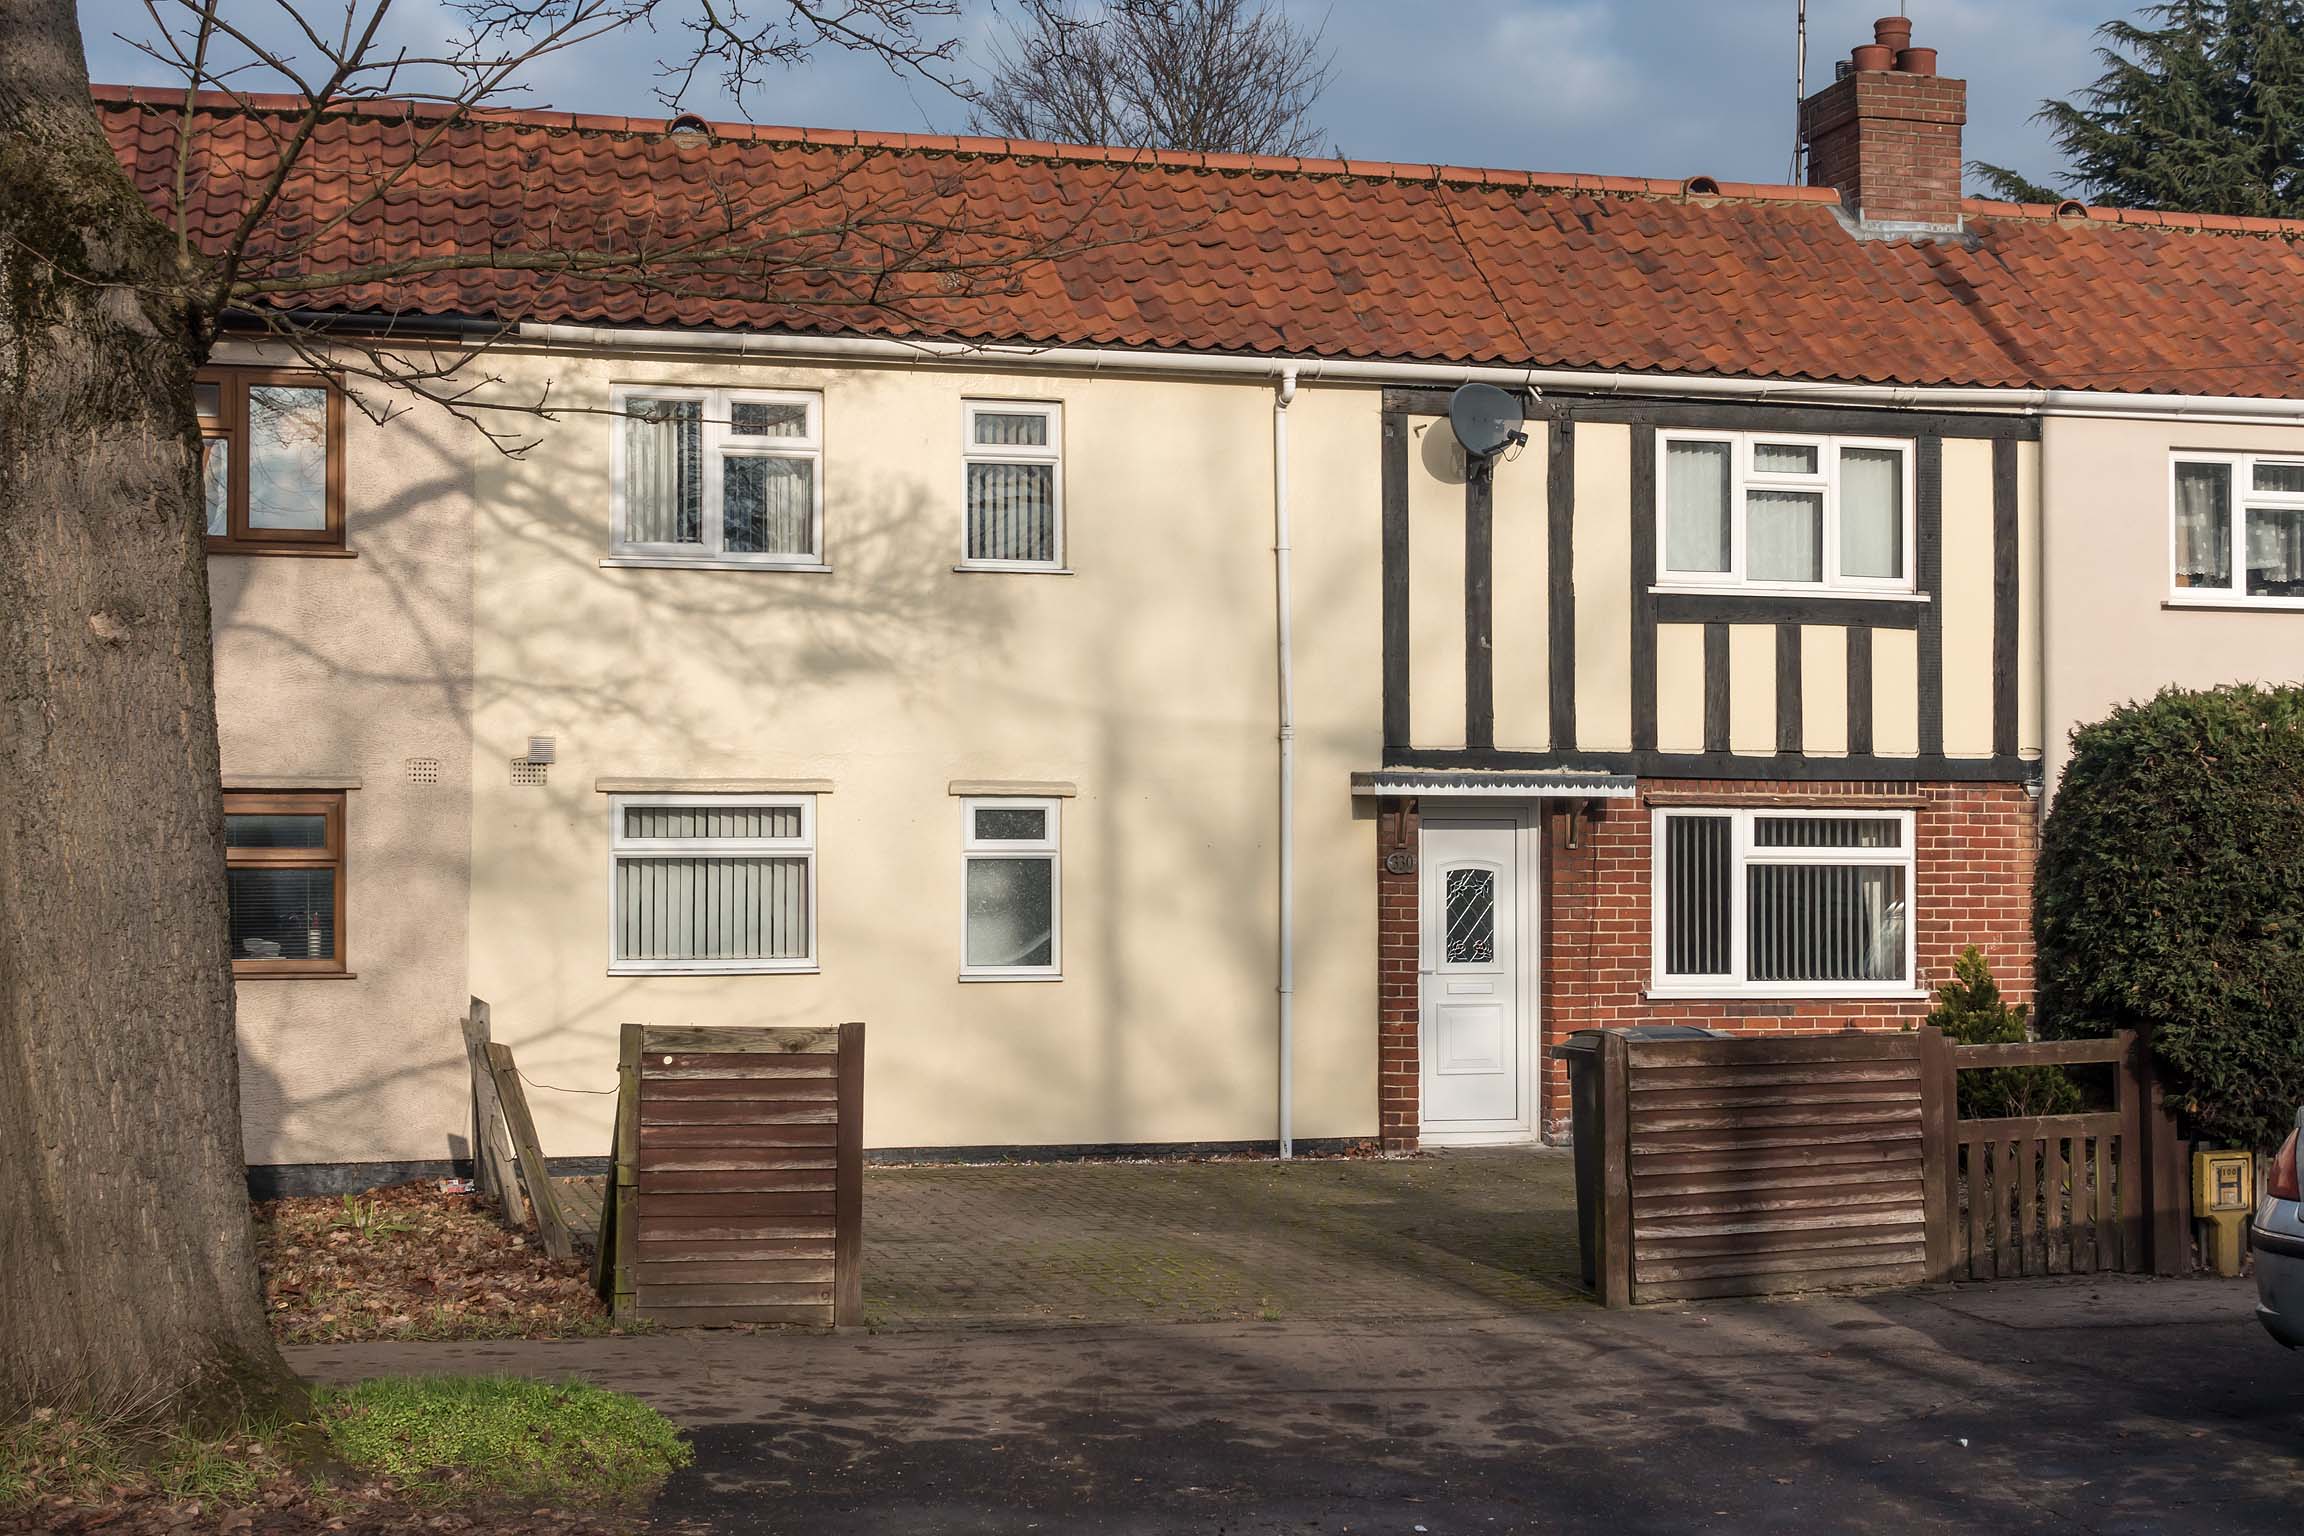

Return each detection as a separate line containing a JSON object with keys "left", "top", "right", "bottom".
{"left": 234, "top": 970, "right": 357, "bottom": 981}
{"left": 1650, "top": 583, "right": 1923, "bottom": 602}
{"left": 208, "top": 544, "right": 356, "bottom": 559}
{"left": 953, "top": 564, "right": 1074, "bottom": 576}
{"left": 959, "top": 972, "right": 1065, "bottom": 983}
{"left": 601, "top": 556, "right": 832, "bottom": 573}
{"left": 608, "top": 965, "right": 821, "bottom": 977}
{"left": 2164, "top": 595, "right": 2304, "bottom": 612}
{"left": 1644, "top": 986, "right": 1926, "bottom": 1003}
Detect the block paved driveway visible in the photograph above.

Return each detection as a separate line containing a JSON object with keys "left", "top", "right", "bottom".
{"left": 294, "top": 1149, "right": 2304, "bottom": 1534}
{"left": 860, "top": 1147, "right": 1586, "bottom": 1327}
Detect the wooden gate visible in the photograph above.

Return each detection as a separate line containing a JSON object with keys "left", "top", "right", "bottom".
{"left": 1937, "top": 1030, "right": 2186, "bottom": 1279}
{"left": 597, "top": 1022, "right": 864, "bottom": 1327}
{"left": 1585, "top": 1026, "right": 2190, "bottom": 1305}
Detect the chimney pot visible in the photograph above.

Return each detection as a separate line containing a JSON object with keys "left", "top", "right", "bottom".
{"left": 1802, "top": 20, "right": 1966, "bottom": 231}
{"left": 1851, "top": 43, "right": 1895, "bottom": 71}
{"left": 1896, "top": 46, "right": 1937, "bottom": 76}
{"left": 1874, "top": 15, "right": 1914, "bottom": 52}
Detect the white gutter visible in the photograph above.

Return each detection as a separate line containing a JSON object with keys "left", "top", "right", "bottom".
{"left": 518, "top": 322, "right": 2304, "bottom": 423}
{"left": 1273, "top": 364, "right": 1298, "bottom": 1162}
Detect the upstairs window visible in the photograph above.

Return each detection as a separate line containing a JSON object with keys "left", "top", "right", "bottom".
{"left": 200, "top": 370, "right": 343, "bottom": 554}
{"left": 2172, "top": 454, "right": 2304, "bottom": 605}
{"left": 609, "top": 795, "right": 817, "bottom": 973}
{"left": 1652, "top": 809, "right": 1914, "bottom": 997}
{"left": 613, "top": 388, "right": 823, "bottom": 565}
{"left": 1657, "top": 432, "right": 1912, "bottom": 593}
{"left": 962, "top": 401, "right": 1063, "bottom": 569}
{"left": 960, "top": 797, "right": 1061, "bottom": 978}
{"left": 223, "top": 790, "right": 347, "bottom": 975}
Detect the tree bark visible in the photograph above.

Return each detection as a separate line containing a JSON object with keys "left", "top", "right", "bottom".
{"left": 0, "top": 2, "right": 302, "bottom": 1422}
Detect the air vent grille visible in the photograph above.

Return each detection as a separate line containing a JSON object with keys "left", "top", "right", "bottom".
{"left": 405, "top": 757, "right": 441, "bottom": 785}
{"left": 511, "top": 760, "right": 549, "bottom": 787}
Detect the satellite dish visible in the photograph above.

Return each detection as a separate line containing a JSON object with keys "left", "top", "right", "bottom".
{"left": 1448, "top": 383, "right": 1528, "bottom": 461}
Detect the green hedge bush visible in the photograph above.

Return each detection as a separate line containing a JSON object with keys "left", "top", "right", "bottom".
{"left": 2037, "top": 683, "right": 2304, "bottom": 1149}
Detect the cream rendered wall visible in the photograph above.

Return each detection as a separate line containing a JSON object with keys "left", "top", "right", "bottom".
{"left": 1801, "top": 624, "right": 1850, "bottom": 755}
{"left": 1939, "top": 439, "right": 1998, "bottom": 758}
{"left": 2041, "top": 416, "right": 2304, "bottom": 788}
{"left": 1407, "top": 416, "right": 1466, "bottom": 748}
{"left": 466, "top": 350, "right": 1381, "bottom": 1153}
{"left": 1573, "top": 423, "right": 1634, "bottom": 751}
{"left": 1655, "top": 622, "right": 1705, "bottom": 752}
{"left": 210, "top": 352, "right": 476, "bottom": 1167}
{"left": 1492, "top": 428, "right": 1550, "bottom": 752}
{"left": 1727, "top": 624, "right": 1774, "bottom": 755}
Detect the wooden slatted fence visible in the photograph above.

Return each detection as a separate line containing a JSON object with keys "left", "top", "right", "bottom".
{"left": 598, "top": 1022, "right": 863, "bottom": 1328}
{"left": 1600, "top": 1031, "right": 1940, "bottom": 1305}
{"left": 1584, "top": 1025, "right": 2190, "bottom": 1305}
{"left": 1941, "top": 1031, "right": 2170, "bottom": 1280}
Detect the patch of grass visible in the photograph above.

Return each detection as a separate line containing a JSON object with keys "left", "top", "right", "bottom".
{"left": 0, "top": 1409, "right": 294, "bottom": 1512}
{"left": 318, "top": 1375, "right": 690, "bottom": 1506}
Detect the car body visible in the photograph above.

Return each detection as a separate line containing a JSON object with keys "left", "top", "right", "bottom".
{"left": 2251, "top": 1111, "right": 2304, "bottom": 1347}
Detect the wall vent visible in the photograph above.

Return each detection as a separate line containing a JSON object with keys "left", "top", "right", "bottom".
{"left": 511, "top": 759, "right": 549, "bottom": 787}
{"left": 405, "top": 756, "right": 441, "bottom": 785}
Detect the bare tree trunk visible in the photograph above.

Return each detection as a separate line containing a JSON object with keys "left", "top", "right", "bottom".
{"left": 0, "top": 1, "right": 301, "bottom": 1423}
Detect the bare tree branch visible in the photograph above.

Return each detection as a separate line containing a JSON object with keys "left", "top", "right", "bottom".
{"left": 971, "top": 0, "right": 1333, "bottom": 155}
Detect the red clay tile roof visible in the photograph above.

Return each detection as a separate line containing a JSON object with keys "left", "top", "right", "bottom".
{"left": 97, "top": 85, "right": 2304, "bottom": 399}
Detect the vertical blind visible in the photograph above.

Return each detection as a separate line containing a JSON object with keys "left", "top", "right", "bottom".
{"left": 625, "top": 805, "right": 801, "bottom": 840}
{"left": 966, "top": 462, "right": 1056, "bottom": 563}
{"left": 722, "top": 456, "right": 814, "bottom": 556}
{"left": 1747, "top": 490, "right": 1823, "bottom": 582}
{"left": 617, "top": 857, "right": 808, "bottom": 961}
{"left": 1663, "top": 815, "right": 1732, "bottom": 975}
{"left": 1663, "top": 814, "right": 1909, "bottom": 985}
{"left": 624, "top": 400, "right": 704, "bottom": 545}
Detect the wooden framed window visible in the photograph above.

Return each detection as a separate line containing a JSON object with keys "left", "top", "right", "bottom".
{"left": 199, "top": 369, "right": 346, "bottom": 554}
{"left": 223, "top": 791, "right": 347, "bottom": 975}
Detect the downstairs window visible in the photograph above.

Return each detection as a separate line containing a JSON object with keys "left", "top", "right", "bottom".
{"left": 609, "top": 795, "right": 817, "bottom": 973}
{"left": 1652, "top": 809, "right": 1914, "bottom": 996}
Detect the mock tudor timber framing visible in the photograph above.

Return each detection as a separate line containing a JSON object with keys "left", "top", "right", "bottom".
{"left": 1376, "top": 388, "right": 2038, "bottom": 782}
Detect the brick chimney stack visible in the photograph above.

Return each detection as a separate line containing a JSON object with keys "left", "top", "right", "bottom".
{"left": 1799, "top": 16, "right": 1967, "bottom": 231}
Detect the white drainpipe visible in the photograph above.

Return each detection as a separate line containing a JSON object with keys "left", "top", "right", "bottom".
{"left": 1274, "top": 364, "right": 1299, "bottom": 1161}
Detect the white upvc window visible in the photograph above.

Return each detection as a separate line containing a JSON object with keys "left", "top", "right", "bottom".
{"left": 1656, "top": 431, "right": 1915, "bottom": 594}
{"left": 2170, "top": 452, "right": 2304, "bottom": 607}
{"left": 611, "top": 387, "right": 824, "bottom": 565}
{"left": 960, "top": 797, "right": 1061, "bottom": 979}
{"left": 1650, "top": 808, "right": 1917, "bottom": 998}
{"left": 609, "top": 794, "right": 817, "bottom": 974}
{"left": 961, "top": 400, "right": 1064, "bottom": 569}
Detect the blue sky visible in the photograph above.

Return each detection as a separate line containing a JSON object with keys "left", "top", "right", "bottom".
{"left": 79, "top": 0, "right": 2140, "bottom": 190}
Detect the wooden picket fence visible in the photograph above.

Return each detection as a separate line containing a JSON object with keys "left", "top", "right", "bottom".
{"left": 595, "top": 1022, "right": 864, "bottom": 1328}
{"left": 1585, "top": 1025, "right": 2189, "bottom": 1306}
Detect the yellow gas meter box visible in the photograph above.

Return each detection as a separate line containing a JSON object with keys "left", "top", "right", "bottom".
{"left": 2193, "top": 1149, "right": 2254, "bottom": 1275}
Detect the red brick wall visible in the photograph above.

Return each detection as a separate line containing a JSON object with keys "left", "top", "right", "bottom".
{"left": 1376, "top": 799, "right": 1421, "bottom": 1152}
{"left": 1801, "top": 70, "right": 1968, "bottom": 229}
{"left": 1373, "top": 780, "right": 2037, "bottom": 1148}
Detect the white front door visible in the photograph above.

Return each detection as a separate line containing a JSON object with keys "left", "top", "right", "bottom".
{"left": 1419, "top": 817, "right": 1532, "bottom": 1139}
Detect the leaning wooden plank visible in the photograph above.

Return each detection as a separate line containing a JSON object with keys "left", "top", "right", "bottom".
{"left": 612, "top": 1024, "right": 641, "bottom": 1320}
{"left": 487, "top": 1041, "right": 575, "bottom": 1261}
{"left": 464, "top": 1001, "right": 528, "bottom": 1228}
{"left": 640, "top": 1025, "right": 840, "bottom": 1056}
